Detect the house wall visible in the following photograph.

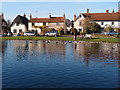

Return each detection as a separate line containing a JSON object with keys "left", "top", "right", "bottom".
{"left": 28, "top": 22, "right": 64, "bottom": 32}
{"left": 48, "top": 23, "right": 64, "bottom": 30}
{"left": 93, "top": 21, "right": 120, "bottom": 28}
{"left": 0, "top": 19, "right": 9, "bottom": 34}
{"left": 11, "top": 23, "right": 27, "bottom": 35}
{"left": 74, "top": 14, "right": 120, "bottom": 32}
{"left": 74, "top": 14, "right": 85, "bottom": 32}
{"left": 28, "top": 22, "right": 42, "bottom": 33}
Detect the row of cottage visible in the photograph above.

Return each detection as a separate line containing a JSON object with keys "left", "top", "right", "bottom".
{"left": 1, "top": 9, "right": 120, "bottom": 35}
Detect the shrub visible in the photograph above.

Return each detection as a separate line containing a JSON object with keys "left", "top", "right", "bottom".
{"left": 70, "top": 28, "right": 77, "bottom": 35}
{"left": 58, "top": 28, "right": 64, "bottom": 36}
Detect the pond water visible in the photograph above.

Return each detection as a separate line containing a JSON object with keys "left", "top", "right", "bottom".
{"left": 1, "top": 40, "right": 120, "bottom": 88}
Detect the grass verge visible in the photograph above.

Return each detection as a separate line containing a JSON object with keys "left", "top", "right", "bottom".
{"left": 0, "top": 36, "right": 120, "bottom": 43}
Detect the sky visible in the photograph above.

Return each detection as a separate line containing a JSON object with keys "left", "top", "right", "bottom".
{"left": 1, "top": 2, "right": 119, "bottom": 21}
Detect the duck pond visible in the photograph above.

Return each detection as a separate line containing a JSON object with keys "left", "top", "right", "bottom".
{"left": 1, "top": 40, "right": 120, "bottom": 88}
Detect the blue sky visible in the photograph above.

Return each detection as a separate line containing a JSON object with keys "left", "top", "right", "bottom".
{"left": 1, "top": 2, "right": 119, "bottom": 21}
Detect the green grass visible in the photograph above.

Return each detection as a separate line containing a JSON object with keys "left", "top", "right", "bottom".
{"left": 77, "top": 38, "right": 120, "bottom": 43}
{"left": 0, "top": 36, "right": 74, "bottom": 41}
{"left": 0, "top": 36, "right": 120, "bottom": 43}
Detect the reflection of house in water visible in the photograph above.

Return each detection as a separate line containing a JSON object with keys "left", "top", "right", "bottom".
{"left": 0, "top": 40, "right": 8, "bottom": 57}
{"left": 73, "top": 42, "right": 100, "bottom": 66}
{"left": 12, "top": 40, "right": 66, "bottom": 59}
{"left": 99, "top": 43, "right": 120, "bottom": 60}
{"left": 73, "top": 42, "right": 120, "bottom": 66}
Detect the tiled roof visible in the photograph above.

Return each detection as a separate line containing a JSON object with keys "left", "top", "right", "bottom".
{"left": 81, "top": 12, "right": 120, "bottom": 21}
{"left": 29, "top": 17, "right": 65, "bottom": 23}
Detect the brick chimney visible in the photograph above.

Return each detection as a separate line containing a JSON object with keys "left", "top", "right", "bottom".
{"left": 49, "top": 13, "right": 51, "bottom": 18}
{"left": 1, "top": 13, "right": 4, "bottom": 19}
{"left": 112, "top": 9, "right": 115, "bottom": 13}
{"left": 106, "top": 10, "right": 109, "bottom": 13}
{"left": 87, "top": 9, "right": 89, "bottom": 13}
{"left": 30, "top": 13, "right": 32, "bottom": 19}
{"left": 63, "top": 13, "right": 66, "bottom": 18}
{"left": 23, "top": 13, "right": 26, "bottom": 17}
{"left": 74, "top": 14, "right": 76, "bottom": 21}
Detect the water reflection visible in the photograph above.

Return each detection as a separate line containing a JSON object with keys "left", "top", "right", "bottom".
{"left": 2, "top": 40, "right": 120, "bottom": 88}
{"left": 1, "top": 40, "right": 120, "bottom": 66}
{"left": 74, "top": 42, "right": 120, "bottom": 66}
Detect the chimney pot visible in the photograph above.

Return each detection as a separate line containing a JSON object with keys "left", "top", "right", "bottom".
{"left": 112, "top": 9, "right": 115, "bottom": 13}
{"left": 30, "top": 13, "right": 32, "bottom": 19}
{"left": 87, "top": 9, "right": 89, "bottom": 13}
{"left": 23, "top": 13, "right": 26, "bottom": 17}
{"left": 49, "top": 13, "right": 51, "bottom": 18}
{"left": 63, "top": 13, "right": 66, "bottom": 18}
{"left": 1, "top": 13, "right": 4, "bottom": 19}
{"left": 74, "top": 14, "right": 76, "bottom": 21}
{"left": 106, "top": 10, "right": 109, "bottom": 13}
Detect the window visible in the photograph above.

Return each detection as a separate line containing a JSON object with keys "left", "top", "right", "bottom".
{"left": 16, "top": 22, "right": 19, "bottom": 26}
{"left": 32, "top": 30, "right": 35, "bottom": 32}
{"left": 112, "top": 22, "right": 114, "bottom": 25}
{"left": 13, "top": 29, "right": 17, "bottom": 33}
{"left": 79, "top": 22, "right": 81, "bottom": 26}
{"left": 101, "top": 22, "right": 104, "bottom": 25}
{"left": 43, "top": 22, "right": 46, "bottom": 26}
{"left": 19, "top": 29, "right": 22, "bottom": 33}
{"left": 56, "top": 23, "right": 60, "bottom": 26}
{"left": 32, "top": 23, "right": 34, "bottom": 26}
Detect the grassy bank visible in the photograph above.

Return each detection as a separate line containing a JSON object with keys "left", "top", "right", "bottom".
{"left": 0, "top": 36, "right": 73, "bottom": 41}
{"left": 0, "top": 36, "right": 120, "bottom": 43}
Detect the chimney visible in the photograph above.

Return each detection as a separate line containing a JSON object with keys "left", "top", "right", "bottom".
{"left": 63, "top": 13, "right": 66, "bottom": 18}
{"left": 30, "top": 13, "right": 32, "bottom": 19}
{"left": 23, "top": 13, "right": 26, "bottom": 17}
{"left": 112, "top": 9, "right": 115, "bottom": 13}
{"left": 74, "top": 14, "right": 76, "bottom": 21}
{"left": 1, "top": 13, "right": 4, "bottom": 19}
{"left": 118, "top": 6, "right": 120, "bottom": 12}
{"left": 87, "top": 9, "right": 89, "bottom": 13}
{"left": 49, "top": 13, "right": 51, "bottom": 18}
{"left": 106, "top": 10, "right": 109, "bottom": 13}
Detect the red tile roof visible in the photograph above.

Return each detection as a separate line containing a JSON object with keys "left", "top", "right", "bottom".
{"left": 82, "top": 12, "right": 120, "bottom": 21}
{"left": 29, "top": 17, "right": 65, "bottom": 23}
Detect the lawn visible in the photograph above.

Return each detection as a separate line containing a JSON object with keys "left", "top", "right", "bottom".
{"left": 0, "top": 36, "right": 74, "bottom": 41}
{"left": 0, "top": 36, "right": 120, "bottom": 43}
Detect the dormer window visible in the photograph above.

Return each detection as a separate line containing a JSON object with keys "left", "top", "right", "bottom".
{"left": 16, "top": 22, "right": 19, "bottom": 26}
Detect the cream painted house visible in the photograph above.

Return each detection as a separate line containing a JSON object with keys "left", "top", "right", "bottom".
{"left": 74, "top": 9, "right": 120, "bottom": 32}
{"left": 28, "top": 14, "right": 67, "bottom": 34}
{"left": 11, "top": 14, "right": 28, "bottom": 35}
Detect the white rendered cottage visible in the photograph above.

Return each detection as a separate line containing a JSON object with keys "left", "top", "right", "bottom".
{"left": 28, "top": 14, "right": 68, "bottom": 34}
{"left": 74, "top": 9, "right": 120, "bottom": 32}
{"left": 11, "top": 14, "right": 28, "bottom": 35}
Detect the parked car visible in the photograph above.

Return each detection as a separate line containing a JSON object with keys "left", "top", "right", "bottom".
{"left": 0, "top": 34, "right": 3, "bottom": 37}
{"left": 45, "top": 31, "right": 58, "bottom": 36}
{"left": 24, "top": 32, "right": 35, "bottom": 36}
{"left": 104, "top": 31, "right": 118, "bottom": 36}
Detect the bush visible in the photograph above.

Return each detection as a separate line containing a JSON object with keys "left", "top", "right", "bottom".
{"left": 70, "top": 28, "right": 77, "bottom": 35}
{"left": 58, "top": 28, "right": 64, "bottom": 36}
